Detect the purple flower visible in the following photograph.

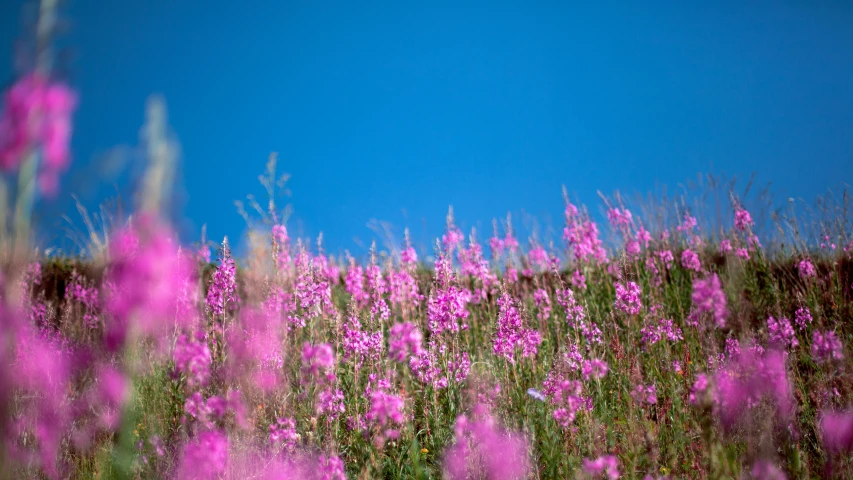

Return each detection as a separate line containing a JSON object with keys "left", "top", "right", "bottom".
{"left": 734, "top": 208, "right": 754, "bottom": 231}
{"left": 658, "top": 250, "right": 675, "bottom": 269}
{"left": 366, "top": 390, "right": 405, "bottom": 443}
{"left": 317, "top": 388, "right": 345, "bottom": 418}
{"left": 676, "top": 213, "right": 698, "bottom": 234}
{"left": 269, "top": 417, "right": 298, "bottom": 452}
{"left": 564, "top": 211, "right": 608, "bottom": 264}
{"left": 105, "top": 217, "right": 195, "bottom": 348}
{"left": 533, "top": 289, "right": 552, "bottom": 321}
{"left": 388, "top": 322, "right": 423, "bottom": 363}
{"left": 713, "top": 348, "right": 794, "bottom": 427}
{"left": 820, "top": 410, "right": 853, "bottom": 452}
{"left": 631, "top": 384, "right": 657, "bottom": 405}
{"left": 341, "top": 315, "right": 383, "bottom": 365}
{"left": 607, "top": 207, "right": 633, "bottom": 228}
{"left": 689, "top": 373, "right": 709, "bottom": 405}
{"left": 0, "top": 74, "right": 77, "bottom": 195}
{"left": 614, "top": 281, "right": 642, "bottom": 316}
{"left": 174, "top": 332, "right": 212, "bottom": 389}
{"left": 797, "top": 259, "right": 816, "bottom": 279}
{"left": 794, "top": 307, "right": 812, "bottom": 330}
{"left": 582, "top": 359, "right": 609, "bottom": 380}
{"left": 444, "top": 405, "right": 530, "bottom": 480}
{"left": 681, "top": 249, "right": 701, "bottom": 272}
{"left": 302, "top": 343, "right": 336, "bottom": 383}
{"left": 175, "top": 430, "right": 228, "bottom": 480}
{"left": 689, "top": 274, "right": 728, "bottom": 328}
{"left": 767, "top": 316, "right": 798, "bottom": 349}
{"left": 206, "top": 238, "right": 239, "bottom": 317}
{"left": 750, "top": 460, "right": 786, "bottom": 480}
{"left": 582, "top": 455, "right": 620, "bottom": 479}
{"left": 493, "top": 293, "right": 541, "bottom": 363}
{"left": 811, "top": 330, "right": 844, "bottom": 364}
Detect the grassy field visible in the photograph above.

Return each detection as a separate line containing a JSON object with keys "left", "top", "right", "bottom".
{"left": 2, "top": 2, "right": 853, "bottom": 478}
{"left": 3, "top": 194, "right": 853, "bottom": 479}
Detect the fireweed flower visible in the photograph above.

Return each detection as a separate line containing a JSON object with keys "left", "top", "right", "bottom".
{"left": 572, "top": 269, "right": 587, "bottom": 291}
{"left": 173, "top": 331, "right": 212, "bottom": 389}
{"left": 442, "top": 208, "right": 465, "bottom": 252}
{"left": 614, "top": 281, "right": 642, "bottom": 316}
{"left": 582, "top": 455, "right": 620, "bottom": 479}
{"left": 725, "top": 338, "right": 741, "bottom": 358}
{"left": 301, "top": 342, "right": 336, "bottom": 384}
{"left": 183, "top": 392, "right": 229, "bottom": 430}
{"left": 820, "top": 410, "right": 853, "bottom": 452}
{"left": 767, "top": 316, "right": 798, "bottom": 350}
{"left": 294, "top": 249, "right": 336, "bottom": 322}
{"left": 607, "top": 207, "right": 633, "bottom": 228}
{"left": 734, "top": 208, "right": 754, "bottom": 231}
{"left": 719, "top": 240, "right": 733, "bottom": 253}
{"left": 272, "top": 224, "right": 291, "bottom": 271}
{"left": 556, "top": 288, "right": 602, "bottom": 344}
{"left": 794, "top": 307, "right": 812, "bottom": 330}
{"left": 689, "top": 274, "right": 728, "bottom": 328}
{"left": 105, "top": 217, "right": 195, "bottom": 349}
{"left": 409, "top": 341, "right": 469, "bottom": 389}
{"left": 797, "top": 259, "right": 816, "bottom": 279}
{"left": 400, "top": 246, "right": 418, "bottom": 267}
{"left": 66, "top": 270, "right": 100, "bottom": 328}
{"left": 444, "top": 404, "right": 530, "bottom": 480}
{"left": 750, "top": 460, "right": 786, "bottom": 480}
{"left": 620, "top": 239, "right": 638, "bottom": 259}
{"left": 388, "top": 322, "right": 423, "bottom": 362}
{"left": 636, "top": 225, "right": 652, "bottom": 247}
{"left": 689, "top": 373, "right": 709, "bottom": 405}
{"left": 533, "top": 288, "right": 552, "bottom": 321}
{"left": 269, "top": 417, "right": 298, "bottom": 452}
{"left": 681, "top": 249, "right": 701, "bottom": 272}
{"left": 549, "top": 379, "right": 588, "bottom": 427}
{"left": 365, "top": 261, "right": 390, "bottom": 320}
{"left": 345, "top": 260, "right": 369, "bottom": 308}
{"left": 563, "top": 205, "right": 608, "bottom": 264}
{"left": 0, "top": 73, "right": 77, "bottom": 195}
{"left": 811, "top": 330, "right": 844, "bottom": 364}
{"left": 317, "top": 388, "right": 345, "bottom": 419}
{"left": 341, "top": 314, "right": 383, "bottom": 365}
{"left": 713, "top": 348, "right": 794, "bottom": 427}
{"left": 175, "top": 430, "right": 228, "bottom": 480}
{"left": 493, "top": 293, "right": 541, "bottom": 363}
{"left": 631, "top": 384, "right": 658, "bottom": 405}
{"left": 427, "top": 255, "right": 470, "bottom": 334}
{"left": 527, "top": 244, "right": 549, "bottom": 271}
{"left": 205, "top": 238, "right": 238, "bottom": 317}
{"left": 582, "top": 359, "right": 609, "bottom": 380}
{"left": 655, "top": 249, "right": 674, "bottom": 270}
{"left": 676, "top": 213, "right": 698, "bottom": 234}
{"left": 388, "top": 253, "right": 423, "bottom": 308}
{"left": 365, "top": 390, "right": 405, "bottom": 444}
{"left": 458, "top": 234, "right": 499, "bottom": 299}
{"left": 230, "top": 306, "right": 288, "bottom": 391}
{"left": 640, "top": 318, "right": 683, "bottom": 346}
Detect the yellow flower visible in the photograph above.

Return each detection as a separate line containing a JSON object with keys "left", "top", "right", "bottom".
{"left": 660, "top": 466, "right": 670, "bottom": 475}
{"left": 420, "top": 448, "right": 429, "bottom": 454}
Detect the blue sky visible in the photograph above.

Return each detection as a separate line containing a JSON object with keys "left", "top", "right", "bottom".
{"left": 2, "top": 1, "right": 852, "bottom": 256}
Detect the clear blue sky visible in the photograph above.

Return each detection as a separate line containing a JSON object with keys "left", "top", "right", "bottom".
{"left": 2, "top": 1, "right": 852, "bottom": 255}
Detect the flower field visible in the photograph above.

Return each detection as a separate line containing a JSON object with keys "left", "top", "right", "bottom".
{"left": 2, "top": 2, "right": 853, "bottom": 479}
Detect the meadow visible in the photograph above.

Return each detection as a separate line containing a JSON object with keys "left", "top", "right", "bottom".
{"left": 3, "top": 2, "right": 853, "bottom": 479}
